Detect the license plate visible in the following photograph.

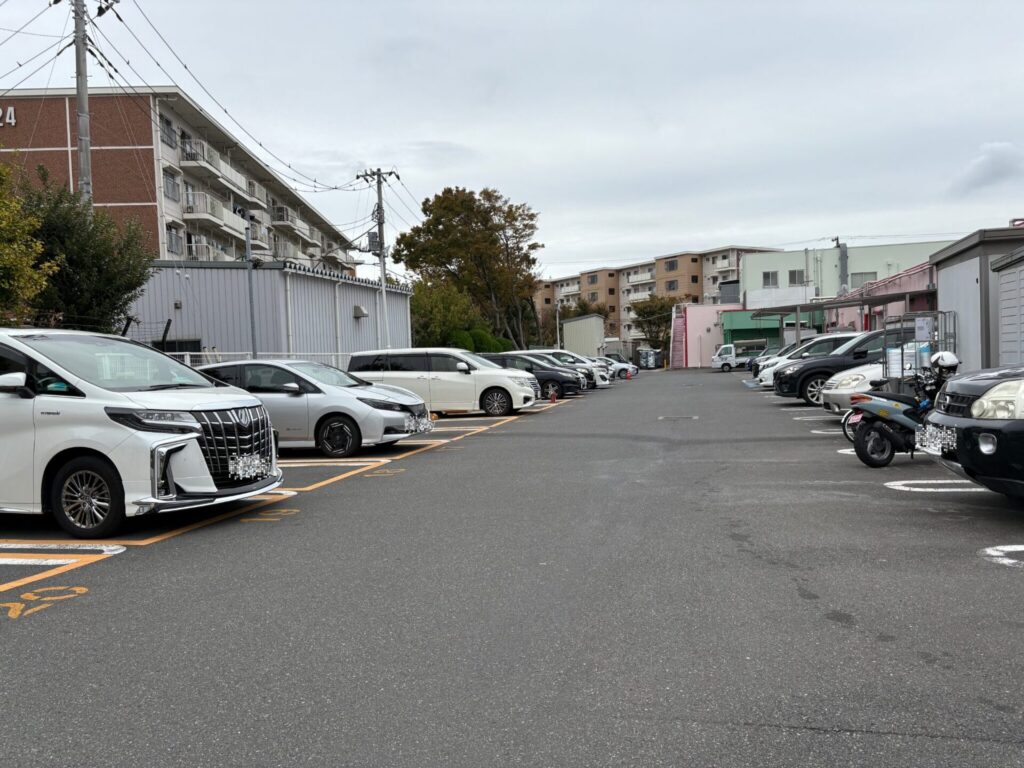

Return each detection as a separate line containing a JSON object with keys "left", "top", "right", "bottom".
{"left": 228, "top": 453, "right": 270, "bottom": 480}
{"left": 404, "top": 415, "right": 434, "bottom": 434}
{"left": 847, "top": 412, "right": 863, "bottom": 425}
{"left": 920, "top": 424, "right": 958, "bottom": 454}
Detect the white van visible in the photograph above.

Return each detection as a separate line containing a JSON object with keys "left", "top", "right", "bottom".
{"left": 347, "top": 347, "right": 539, "bottom": 415}
{"left": 0, "top": 329, "right": 282, "bottom": 538}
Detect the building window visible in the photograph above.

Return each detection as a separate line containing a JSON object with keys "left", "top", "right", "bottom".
{"left": 544, "top": 297, "right": 551, "bottom": 305}
{"left": 690, "top": 296, "right": 699, "bottom": 303}
{"left": 788, "top": 269, "right": 805, "bottom": 286}
{"left": 162, "top": 170, "right": 180, "bottom": 202}
{"left": 762, "top": 271, "right": 778, "bottom": 288}
{"left": 165, "top": 225, "right": 183, "bottom": 255}
{"left": 608, "top": 305, "right": 615, "bottom": 313}
{"left": 690, "top": 275, "right": 699, "bottom": 284}
{"left": 159, "top": 114, "right": 176, "bottom": 148}
{"left": 588, "top": 274, "right": 598, "bottom": 285}
{"left": 589, "top": 292, "right": 598, "bottom": 301}
{"left": 691, "top": 257, "right": 698, "bottom": 263}
{"left": 625, "top": 323, "right": 632, "bottom": 331}
{"left": 666, "top": 279, "right": 679, "bottom": 291}
{"left": 608, "top": 287, "right": 615, "bottom": 296}
{"left": 665, "top": 259, "right": 678, "bottom": 272}
{"left": 850, "top": 271, "right": 877, "bottom": 289}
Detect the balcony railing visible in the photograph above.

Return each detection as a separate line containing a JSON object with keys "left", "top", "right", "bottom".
{"left": 183, "top": 191, "right": 223, "bottom": 220}
{"left": 627, "top": 271, "right": 656, "bottom": 284}
{"left": 557, "top": 285, "right": 580, "bottom": 296}
{"left": 247, "top": 180, "right": 268, "bottom": 208}
{"left": 249, "top": 222, "right": 269, "bottom": 246}
{"left": 181, "top": 139, "right": 221, "bottom": 172}
{"left": 219, "top": 163, "right": 248, "bottom": 194}
{"left": 221, "top": 207, "right": 247, "bottom": 238}
{"left": 186, "top": 242, "right": 231, "bottom": 261}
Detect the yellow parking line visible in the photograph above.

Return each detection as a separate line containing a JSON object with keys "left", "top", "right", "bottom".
{"left": 0, "top": 553, "right": 108, "bottom": 594}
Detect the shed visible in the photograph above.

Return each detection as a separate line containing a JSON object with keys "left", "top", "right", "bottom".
{"left": 929, "top": 228, "right": 1024, "bottom": 371}
{"left": 991, "top": 246, "right": 1024, "bottom": 365}
{"left": 561, "top": 314, "right": 606, "bottom": 357}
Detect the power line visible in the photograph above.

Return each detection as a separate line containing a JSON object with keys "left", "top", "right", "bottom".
{"left": 0, "top": 26, "right": 70, "bottom": 81}
{"left": 384, "top": 178, "right": 423, "bottom": 224}
{"left": 0, "top": 40, "right": 72, "bottom": 98}
{"left": 23, "top": 4, "right": 70, "bottom": 151}
{"left": 0, "top": 2, "right": 56, "bottom": 50}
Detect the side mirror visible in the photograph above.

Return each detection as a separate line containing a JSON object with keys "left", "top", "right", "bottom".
{"left": 281, "top": 382, "right": 303, "bottom": 395}
{"left": 801, "top": 352, "right": 809, "bottom": 358}
{"left": 456, "top": 361, "right": 470, "bottom": 373}
{"left": 852, "top": 349, "right": 867, "bottom": 360}
{"left": 0, "top": 372, "right": 32, "bottom": 398}
{"left": 869, "top": 378, "right": 888, "bottom": 388}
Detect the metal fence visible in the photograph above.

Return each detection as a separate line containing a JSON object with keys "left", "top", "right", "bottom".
{"left": 167, "top": 351, "right": 353, "bottom": 370}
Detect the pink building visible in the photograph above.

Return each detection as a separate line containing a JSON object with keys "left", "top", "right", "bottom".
{"left": 830, "top": 262, "right": 936, "bottom": 331}
{"left": 669, "top": 303, "right": 744, "bottom": 368}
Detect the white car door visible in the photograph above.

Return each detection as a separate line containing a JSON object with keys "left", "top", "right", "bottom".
{"left": 385, "top": 353, "right": 432, "bottom": 405}
{"left": 0, "top": 345, "right": 36, "bottom": 510}
{"left": 428, "top": 353, "right": 478, "bottom": 410}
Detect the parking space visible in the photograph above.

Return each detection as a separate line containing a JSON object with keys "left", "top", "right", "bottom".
{"left": 0, "top": 404, "right": 560, "bottom": 597}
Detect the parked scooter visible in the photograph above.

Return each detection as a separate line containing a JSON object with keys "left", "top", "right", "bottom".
{"left": 848, "top": 351, "right": 960, "bottom": 468}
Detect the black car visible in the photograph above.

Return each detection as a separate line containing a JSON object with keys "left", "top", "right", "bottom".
{"left": 773, "top": 328, "right": 913, "bottom": 406}
{"left": 922, "top": 366, "right": 1024, "bottom": 500}
{"left": 480, "top": 353, "right": 582, "bottom": 399}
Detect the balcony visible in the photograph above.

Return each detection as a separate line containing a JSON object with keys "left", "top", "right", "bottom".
{"left": 631, "top": 289, "right": 653, "bottom": 302}
{"left": 182, "top": 192, "right": 224, "bottom": 227}
{"left": 243, "top": 180, "right": 269, "bottom": 210}
{"left": 220, "top": 207, "right": 247, "bottom": 239}
{"left": 249, "top": 222, "right": 269, "bottom": 249}
{"left": 557, "top": 284, "right": 580, "bottom": 297}
{"left": 186, "top": 242, "right": 232, "bottom": 262}
{"left": 216, "top": 162, "right": 248, "bottom": 197}
{"left": 180, "top": 139, "right": 222, "bottom": 180}
{"left": 627, "top": 271, "right": 656, "bottom": 285}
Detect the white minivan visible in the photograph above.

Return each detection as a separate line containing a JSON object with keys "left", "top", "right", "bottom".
{"left": 347, "top": 347, "right": 539, "bottom": 416}
{"left": 0, "top": 329, "right": 282, "bottom": 538}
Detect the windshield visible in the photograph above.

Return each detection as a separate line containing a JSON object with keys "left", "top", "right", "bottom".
{"left": 533, "top": 353, "right": 569, "bottom": 368}
{"left": 831, "top": 334, "right": 870, "bottom": 356}
{"left": 461, "top": 351, "right": 503, "bottom": 369}
{"left": 290, "top": 362, "right": 366, "bottom": 387}
{"left": 784, "top": 337, "right": 829, "bottom": 358}
{"left": 15, "top": 334, "right": 213, "bottom": 392}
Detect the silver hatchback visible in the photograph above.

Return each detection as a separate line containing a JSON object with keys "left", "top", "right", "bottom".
{"left": 199, "top": 360, "right": 433, "bottom": 457}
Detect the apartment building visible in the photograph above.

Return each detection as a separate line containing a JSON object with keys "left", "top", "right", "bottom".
{"left": 700, "top": 246, "right": 778, "bottom": 303}
{"left": 0, "top": 87, "right": 357, "bottom": 273}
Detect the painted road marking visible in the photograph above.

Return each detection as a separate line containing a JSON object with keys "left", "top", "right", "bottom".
{"left": 837, "top": 448, "right": 856, "bottom": 455}
{"left": 0, "top": 543, "right": 126, "bottom": 594}
{"left": 810, "top": 429, "right": 845, "bottom": 435}
{"left": 1, "top": 585, "right": 89, "bottom": 620}
{"left": 793, "top": 415, "right": 836, "bottom": 421}
{"left": 980, "top": 545, "right": 1024, "bottom": 568}
{"left": 884, "top": 479, "right": 990, "bottom": 493}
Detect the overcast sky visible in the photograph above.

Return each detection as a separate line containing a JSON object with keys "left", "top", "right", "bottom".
{"left": 5, "top": 0, "right": 1024, "bottom": 277}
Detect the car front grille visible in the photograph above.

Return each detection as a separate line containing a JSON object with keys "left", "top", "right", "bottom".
{"left": 530, "top": 380, "right": 541, "bottom": 397}
{"left": 934, "top": 391, "right": 977, "bottom": 417}
{"left": 194, "top": 406, "right": 274, "bottom": 489}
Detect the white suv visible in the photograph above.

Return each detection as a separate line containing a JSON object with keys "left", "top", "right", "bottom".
{"left": 0, "top": 329, "right": 282, "bottom": 538}
{"left": 347, "top": 348, "right": 538, "bottom": 415}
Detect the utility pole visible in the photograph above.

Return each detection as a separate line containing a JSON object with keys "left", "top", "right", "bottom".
{"left": 73, "top": 0, "right": 92, "bottom": 201}
{"left": 357, "top": 167, "right": 398, "bottom": 348}
{"left": 244, "top": 214, "right": 257, "bottom": 357}
{"left": 555, "top": 302, "right": 561, "bottom": 349}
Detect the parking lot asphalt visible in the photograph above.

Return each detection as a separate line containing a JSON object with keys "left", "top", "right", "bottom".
{"left": 3, "top": 371, "right": 1024, "bottom": 767}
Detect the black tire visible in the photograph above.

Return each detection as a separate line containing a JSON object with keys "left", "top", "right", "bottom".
{"left": 50, "top": 456, "right": 125, "bottom": 538}
{"left": 841, "top": 410, "right": 857, "bottom": 443}
{"left": 617, "top": 369, "right": 628, "bottom": 379}
{"left": 800, "top": 374, "right": 829, "bottom": 406}
{"left": 722, "top": 363, "right": 733, "bottom": 373}
{"left": 317, "top": 414, "right": 361, "bottom": 458}
{"left": 854, "top": 421, "right": 896, "bottom": 468}
{"left": 541, "top": 380, "right": 563, "bottom": 400}
{"left": 481, "top": 387, "right": 513, "bottom": 416}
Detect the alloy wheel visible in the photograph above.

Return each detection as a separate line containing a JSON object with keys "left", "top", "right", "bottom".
{"left": 804, "top": 377, "right": 826, "bottom": 405}
{"left": 61, "top": 470, "right": 111, "bottom": 529}
{"left": 484, "top": 390, "right": 511, "bottom": 415}
{"left": 322, "top": 421, "right": 354, "bottom": 454}
{"left": 542, "top": 381, "right": 559, "bottom": 399}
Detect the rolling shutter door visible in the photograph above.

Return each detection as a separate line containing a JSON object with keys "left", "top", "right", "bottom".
{"left": 999, "top": 266, "right": 1024, "bottom": 365}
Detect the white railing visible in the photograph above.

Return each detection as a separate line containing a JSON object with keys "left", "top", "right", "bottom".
{"left": 186, "top": 242, "right": 232, "bottom": 261}
{"left": 181, "top": 139, "right": 220, "bottom": 170}
{"left": 221, "top": 207, "right": 247, "bottom": 237}
{"left": 631, "top": 290, "right": 653, "bottom": 301}
{"left": 249, "top": 222, "right": 269, "bottom": 244}
{"left": 628, "top": 271, "right": 656, "bottom": 284}
{"left": 220, "top": 163, "right": 248, "bottom": 193}
{"left": 558, "top": 285, "right": 580, "bottom": 296}
{"left": 272, "top": 205, "right": 296, "bottom": 224}
{"left": 247, "top": 180, "right": 268, "bottom": 206}
{"left": 183, "top": 191, "right": 223, "bottom": 220}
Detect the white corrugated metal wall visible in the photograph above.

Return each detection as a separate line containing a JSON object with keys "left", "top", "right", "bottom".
{"left": 998, "top": 265, "right": 1024, "bottom": 365}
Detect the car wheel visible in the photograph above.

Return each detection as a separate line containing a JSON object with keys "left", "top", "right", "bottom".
{"left": 541, "top": 380, "right": 563, "bottom": 400}
{"left": 854, "top": 421, "right": 895, "bottom": 468}
{"left": 800, "top": 374, "right": 828, "bottom": 406}
{"left": 481, "top": 387, "right": 513, "bottom": 416}
{"left": 841, "top": 410, "right": 857, "bottom": 443}
{"left": 317, "top": 414, "right": 361, "bottom": 458}
{"left": 617, "top": 369, "right": 628, "bottom": 379}
{"left": 50, "top": 456, "right": 125, "bottom": 538}
{"left": 722, "top": 363, "right": 732, "bottom": 373}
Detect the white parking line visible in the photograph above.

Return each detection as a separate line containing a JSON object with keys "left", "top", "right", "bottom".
{"left": 980, "top": 545, "right": 1024, "bottom": 568}
{"left": 0, "top": 542, "right": 127, "bottom": 566}
{"left": 0, "top": 543, "right": 126, "bottom": 554}
{"left": 810, "top": 429, "right": 845, "bottom": 435}
{"left": 837, "top": 448, "right": 856, "bottom": 455}
{"left": 884, "top": 479, "right": 990, "bottom": 493}
{"left": 793, "top": 415, "right": 836, "bottom": 421}
{"left": 278, "top": 459, "right": 386, "bottom": 467}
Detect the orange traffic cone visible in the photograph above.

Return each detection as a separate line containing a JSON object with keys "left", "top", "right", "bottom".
{"left": 626, "top": 370, "right": 632, "bottom": 380}
{"left": 549, "top": 389, "right": 558, "bottom": 404}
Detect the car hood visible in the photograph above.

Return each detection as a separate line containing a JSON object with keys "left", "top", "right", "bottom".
{"left": 827, "top": 363, "right": 883, "bottom": 386}
{"left": 122, "top": 386, "right": 261, "bottom": 411}
{"left": 944, "top": 366, "right": 1024, "bottom": 397}
{"left": 345, "top": 383, "right": 424, "bottom": 405}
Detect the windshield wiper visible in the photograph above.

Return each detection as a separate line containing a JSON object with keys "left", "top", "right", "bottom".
{"left": 142, "top": 383, "right": 209, "bottom": 391}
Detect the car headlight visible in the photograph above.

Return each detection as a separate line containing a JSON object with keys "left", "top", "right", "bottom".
{"left": 970, "top": 380, "right": 1024, "bottom": 419}
{"left": 836, "top": 374, "right": 865, "bottom": 389}
{"left": 515, "top": 378, "right": 534, "bottom": 389}
{"left": 780, "top": 365, "right": 800, "bottom": 376}
{"left": 106, "top": 407, "right": 202, "bottom": 433}
{"left": 357, "top": 397, "right": 405, "bottom": 412}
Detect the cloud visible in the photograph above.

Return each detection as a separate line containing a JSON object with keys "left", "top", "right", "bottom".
{"left": 949, "top": 142, "right": 1024, "bottom": 196}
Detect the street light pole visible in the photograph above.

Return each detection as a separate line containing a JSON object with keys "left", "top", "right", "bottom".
{"left": 244, "top": 213, "right": 257, "bottom": 357}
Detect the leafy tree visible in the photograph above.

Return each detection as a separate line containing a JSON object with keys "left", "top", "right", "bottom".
{"left": 409, "top": 279, "right": 481, "bottom": 346}
{"left": 560, "top": 297, "right": 609, "bottom": 320}
{"left": 631, "top": 295, "right": 677, "bottom": 351}
{"left": 393, "top": 186, "right": 543, "bottom": 347}
{"left": 20, "top": 167, "right": 153, "bottom": 332}
{"left": 0, "top": 163, "right": 52, "bottom": 322}
{"left": 448, "top": 329, "right": 474, "bottom": 351}
{"left": 469, "top": 328, "right": 500, "bottom": 353}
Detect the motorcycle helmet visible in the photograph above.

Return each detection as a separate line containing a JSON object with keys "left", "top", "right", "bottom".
{"left": 930, "top": 350, "right": 960, "bottom": 375}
